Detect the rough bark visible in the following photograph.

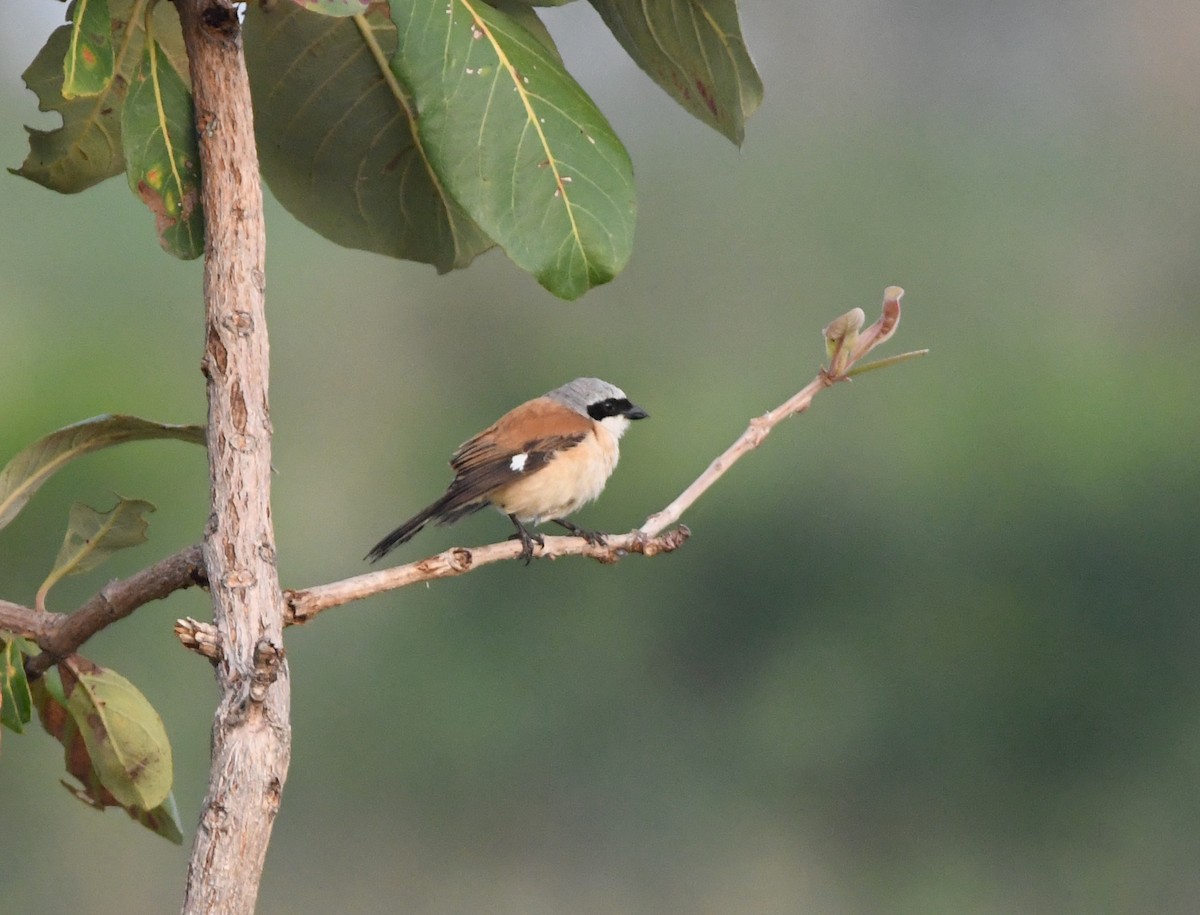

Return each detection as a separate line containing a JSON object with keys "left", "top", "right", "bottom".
{"left": 175, "top": 2, "right": 291, "bottom": 912}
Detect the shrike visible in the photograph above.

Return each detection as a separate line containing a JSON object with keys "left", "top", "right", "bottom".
{"left": 366, "top": 377, "right": 648, "bottom": 563}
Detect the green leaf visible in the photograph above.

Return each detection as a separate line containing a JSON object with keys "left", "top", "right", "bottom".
{"left": 388, "top": 0, "right": 636, "bottom": 299}
{"left": 11, "top": 2, "right": 189, "bottom": 193}
{"left": 486, "top": 0, "right": 564, "bottom": 60}
{"left": 36, "top": 498, "right": 156, "bottom": 611}
{"left": 588, "top": 0, "right": 762, "bottom": 145}
{"left": 63, "top": 0, "right": 116, "bottom": 99}
{"left": 0, "top": 414, "right": 204, "bottom": 533}
{"left": 245, "top": 3, "right": 494, "bottom": 272}
{"left": 12, "top": 25, "right": 124, "bottom": 191}
{"left": 1, "top": 636, "right": 34, "bottom": 736}
{"left": 58, "top": 655, "right": 174, "bottom": 810}
{"left": 121, "top": 34, "right": 204, "bottom": 258}
{"left": 32, "top": 666, "right": 182, "bottom": 842}
{"left": 285, "top": 0, "right": 371, "bottom": 16}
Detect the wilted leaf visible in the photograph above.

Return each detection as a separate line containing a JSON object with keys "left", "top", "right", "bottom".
{"left": 1, "top": 636, "right": 34, "bottom": 736}
{"left": 32, "top": 666, "right": 182, "bottom": 842}
{"left": 388, "top": 0, "right": 636, "bottom": 299}
{"left": 588, "top": 0, "right": 762, "bottom": 145}
{"left": 121, "top": 35, "right": 203, "bottom": 258}
{"left": 128, "top": 791, "right": 184, "bottom": 844}
{"left": 0, "top": 414, "right": 204, "bottom": 532}
{"left": 11, "top": 1, "right": 189, "bottom": 193}
{"left": 36, "top": 498, "right": 156, "bottom": 611}
{"left": 245, "top": 3, "right": 494, "bottom": 272}
{"left": 63, "top": 0, "right": 116, "bottom": 99}
{"left": 58, "top": 656, "right": 174, "bottom": 810}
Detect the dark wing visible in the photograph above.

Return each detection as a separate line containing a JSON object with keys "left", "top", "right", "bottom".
{"left": 443, "top": 431, "right": 588, "bottom": 521}
{"left": 441, "top": 397, "right": 594, "bottom": 517}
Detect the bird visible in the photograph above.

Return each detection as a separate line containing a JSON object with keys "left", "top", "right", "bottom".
{"left": 365, "top": 377, "right": 648, "bottom": 564}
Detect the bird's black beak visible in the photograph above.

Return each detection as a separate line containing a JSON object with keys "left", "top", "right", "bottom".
{"left": 625, "top": 403, "right": 649, "bottom": 420}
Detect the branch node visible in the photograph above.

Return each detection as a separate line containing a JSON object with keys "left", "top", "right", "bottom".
{"left": 176, "top": 616, "right": 222, "bottom": 663}
{"left": 248, "top": 638, "right": 285, "bottom": 704}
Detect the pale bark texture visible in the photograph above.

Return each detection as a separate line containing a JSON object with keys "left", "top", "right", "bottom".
{"left": 176, "top": 1, "right": 291, "bottom": 912}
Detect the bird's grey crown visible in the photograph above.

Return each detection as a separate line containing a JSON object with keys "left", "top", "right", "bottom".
{"left": 545, "top": 377, "right": 628, "bottom": 416}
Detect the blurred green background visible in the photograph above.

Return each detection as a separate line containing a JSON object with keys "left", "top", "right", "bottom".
{"left": 3, "top": 2, "right": 1199, "bottom": 913}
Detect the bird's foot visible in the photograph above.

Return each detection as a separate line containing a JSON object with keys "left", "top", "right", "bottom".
{"left": 507, "top": 515, "right": 544, "bottom": 565}
{"left": 553, "top": 519, "right": 607, "bottom": 547}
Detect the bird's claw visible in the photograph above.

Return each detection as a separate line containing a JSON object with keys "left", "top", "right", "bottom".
{"left": 507, "top": 524, "right": 544, "bottom": 565}
{"left": 553, "top": 519, "right": 607, "bottom": 547}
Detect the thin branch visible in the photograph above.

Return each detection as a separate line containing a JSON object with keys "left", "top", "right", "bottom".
{"left": 285, "top": 527, "right": 690, "bottom": 624}
{"left": 643, "top": 286, "right": 918, "bottom": 536}
{"left": 272, "top": 287, "right": 921, "bottom": 626}
{"left": 27, "top": 545, "right": 206, "bottom": 676}
{"left": 0, "top": 546, "right": 206, "bottom": 674}
{"left": 0, "top": 599, "right": 51, "bottom": 640}
{"left": 9, "top": 289, "right": 920, "bottom": 663}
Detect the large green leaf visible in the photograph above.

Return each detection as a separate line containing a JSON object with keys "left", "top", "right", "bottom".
{"left": 388, "top": 0, "right": 636, "bottom": 299}
{"left": 0, "top": 414, "right": 204, "bottom": 532}
{"left": 63, "top": 0, "right": 116, "bottom": 99}
{"left": 121, "top": 35, "right": 204, "bottom": 258}
{"left": 588, "top": 0, "right": 762, "bottom": 145}
{"left": 36, "top": 498, "right": 156, "bottom": 613}
{"left": 11, "top": 1, "right": 189, "bottom": 193}
{"left": 245, "top": 3, "right": 494, "bottom": 273}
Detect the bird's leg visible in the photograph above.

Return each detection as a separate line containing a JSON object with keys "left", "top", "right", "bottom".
{"left": 507, "top": 514, "right": 544, "bottom": 565}
{"left": 553, "top": 518, "right": 607, "bottom": 546}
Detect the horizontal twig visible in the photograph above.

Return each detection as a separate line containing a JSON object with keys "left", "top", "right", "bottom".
{"left": 284, "top": 526, "right": 690, "bottom": 625}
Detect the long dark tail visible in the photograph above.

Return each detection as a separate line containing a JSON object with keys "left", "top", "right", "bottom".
{"left": 364, "top": 489, "right": 486, "bottom": 563}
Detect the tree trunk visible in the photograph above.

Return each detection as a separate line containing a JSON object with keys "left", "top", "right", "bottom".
{"left": 175, "top": 2, "right": 291, "bottom": 912}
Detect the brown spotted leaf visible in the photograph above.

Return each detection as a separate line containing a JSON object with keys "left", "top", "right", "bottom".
{"left": 120, "top": 34, "right": 203, "bottom": 258}
{"left": 57, "top": 655, "right": 174, "bottom": 810}
{"left": 63, "top": 0, "right": 116, "bottom": 99}
{"left": 11, "top": 1, "right": 188, "bottom": 193}
{"left": 32, "top": 666, "right": 182, "bottom": 843}
{"left": 587, "top": 0, "right": 762, "bottom": 145}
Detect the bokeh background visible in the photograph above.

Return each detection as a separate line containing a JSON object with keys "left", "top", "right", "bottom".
{"left": 3, "top": 2, "right": 1199, "bottom": 912}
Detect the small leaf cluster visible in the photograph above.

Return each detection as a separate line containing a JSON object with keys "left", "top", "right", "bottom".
{"left": 0, "top": 415, "right": 205, "bottom": 842}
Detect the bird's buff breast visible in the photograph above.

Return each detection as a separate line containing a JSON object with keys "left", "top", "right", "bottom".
{"left": 491, "top": 429, "right": 619, "bottom": 522}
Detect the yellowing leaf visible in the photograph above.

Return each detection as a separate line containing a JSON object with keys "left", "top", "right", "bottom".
{"left": 32, "top": 666, "right": 183, "bottom": 842}
{"left": 58, "top": 656, "right": 174, "bottom": 811}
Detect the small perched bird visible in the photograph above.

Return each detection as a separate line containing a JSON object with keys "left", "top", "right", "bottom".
{"left": 366, "top": 377, "right": 648, "bottom": 563}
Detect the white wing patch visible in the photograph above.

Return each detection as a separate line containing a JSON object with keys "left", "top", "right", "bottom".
{"left": 510, "top": 452, "right": 529, "bottom": 473}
